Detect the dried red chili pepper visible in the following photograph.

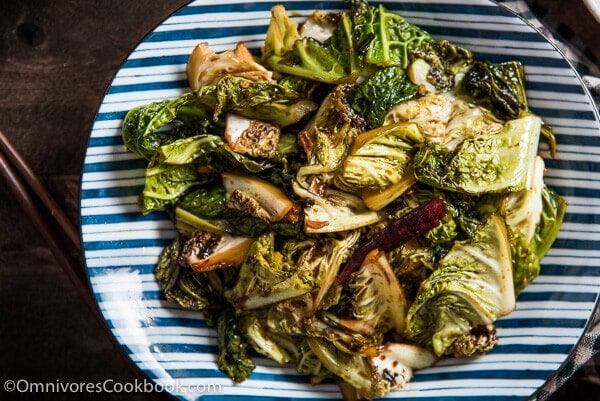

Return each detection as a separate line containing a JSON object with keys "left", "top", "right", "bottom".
{"left": 337, "top": 197, "right": 447, "bottom": 284}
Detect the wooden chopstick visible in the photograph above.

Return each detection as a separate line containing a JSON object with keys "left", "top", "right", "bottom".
{"left": 0, "top": 130, "right": 81, "bottom": 250}
{"left": 0, "top": 130, "right": 159, "bottom": 384}
{"left": 0, "top": 131, "right": 93, "bottom": 306}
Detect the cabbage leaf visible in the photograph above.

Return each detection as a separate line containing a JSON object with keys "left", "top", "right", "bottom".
{"left": 413, "top": 114, "right": 541, "bottom": 194}
{"left": 261, "top": 0, "right": 431, "bottom": 84}
{"left": 230, "top": 230, "right": 359, "bottom": 311}
{"left": 408, "top": 39, "right": 473, "bottom": 92}
{"left": 122, "top": 76, "right": 317, "bottom": 160}
{"left": 138, "top": 134, "right": 277, "bottom": 214}
{"left": 333, "top": 122, "right": 423, "bottom": 193}
{"left": 405, "top": 215, "right": 515, "bottom": 356}
{"left": 350, "top": 66, "right": 419, "bottom": 129}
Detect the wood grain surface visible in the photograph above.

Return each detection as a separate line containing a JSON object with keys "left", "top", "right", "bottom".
{"left": 0, "top": 2, "right": 187, "bottom": 400}
{"left": 0, "top": 1, "right": 598, "bottom": 400}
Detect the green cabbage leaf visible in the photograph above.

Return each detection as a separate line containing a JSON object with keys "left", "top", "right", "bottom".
{"left": 405, "top": 215, "right": 515, "bottom": 356}
{"left": 413, "top": 114, "right": 542, "bottom": 194}
{"left": 261, "top": 0, "right": 431, "bottom": 84}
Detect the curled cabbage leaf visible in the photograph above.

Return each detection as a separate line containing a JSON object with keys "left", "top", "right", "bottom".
{"left": 230, "top": 233, "right": 315, "bottom": 310}
{"left": 413, "top": 114, "right": 542, "bottom": 194}
{"left": 297, "top": 84, "right": 366, "bottom": 180}
{"left": 292, "top": 179, "right": 381, "bottom": 233}
{"left": 306, "top": 337, "right": 436, "bottom": 399}
{"left": 405, "top": 214, "right": 515, "bottom": 356}
{"left": 187, "top": 41, "right": 274, "bottom": 89}
{"left": 230, "top": 230, "right": 359, "bottom": 311}
{"left": 333, "top": 122, "right": 423, "bottom": 193}
{"left": 343, "top": 249, "right": 408, "bottom": 335}
{"left": 351, "top": 66, "right": 419, "bottom": 129}
{"left": 384, "top": 92, "right": 502, "bottom": 149}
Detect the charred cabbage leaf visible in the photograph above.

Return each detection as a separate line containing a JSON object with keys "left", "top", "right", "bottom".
{"left": 504, "top": 156, "right": 545, "bottom": 242}
{"left": 139, "top": 163, "right": 203, "bottom": 214}
{"left": 443, "top": 324, "right": 499, "bottom": 358}
{"left": 175, "top": 186, "right": 303, "bottom": 238}
{"left": 306, "top": 337, "right": 436, "bottom": 399}
{"left": 269, "top": 310, "right": 377, "bottom": 355}
{"left": 187, "top": 41, "right": 273, "bottom": 89}
{"left": 122, "top": 92, "right": 216, "bottom": 160}
{"left": 509, "top": 179, "right": 567, "bottom": 295}
{"left": 532, "top": 185, "right": 566, "bottom": 259}
{"left": 178, "top": 229, "right": 254, "bottom": 273}
{"left": 261, "top": 3, "right": 349, "bottom": 83}
{"left": 230, "top": 230, "right": 358, "bottom": 311}
{"left": 240, "top": 312, "right": 336, "bottom": 378}
{"left": 261, "top": 4, "right": 301, "bottom": 58}
{"left": 407, "top": 39, "right": 473, "bottom": 92}
{"left": 273, "top": 231, "right": 360, "bottom": 318}
{"left": 368, "top": 343, "right": 437, "bottom": 393}
{"left": 307, "top": 338, "right": 374, "bottom": 395}
{"left": 349, "top": 0, "right": 431, "bottom": 68}
{"left": 229, "top": 233, "right": 315, "bottom": 310}
{"left": 461, "top": 60, "right": 557, "bottom": 156}
{"left": 406, "top": 215, "right": 515, "bottom": 357}
{"left": 154, "top": 237, "right": 238, "bottom": 324}
{"left": 510, "top": 226, "right": 540, "bottom": 296}
{"left": 240, "top": 310, "right": 302, "bottom": 365}
{"left": 462, "top": 60, "right": 527, "bottom": 120}
{"left": 342, "top": 249, "right": 408, "bottom": 335}
{"left": 383, "top": 92, "right": 503, "bottom": 150}
{"left": 292, "top": 179, "right": 381, "bottom": 233}
{"left": 213, "top": 76, "right": 318, "bottom": 127}
{"left": 155, "top": 238, "right": 214, "bottom": 311}
{"left": 297, "top": 84, "right": 366, "bottom": 179}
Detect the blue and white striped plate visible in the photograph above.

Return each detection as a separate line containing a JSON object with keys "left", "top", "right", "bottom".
{"left": 80, "top": 1, "right": 600, "bottom": 400}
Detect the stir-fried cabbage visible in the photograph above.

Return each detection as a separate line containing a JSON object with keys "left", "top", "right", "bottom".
{"left": 342, "top": 249, "right": 408, "bottom": 335}
{"left": 333, "top": 122, "right": 423, "bottom": 193}
{"left": 351, "top": 66, "right": 419, "bottom": 129}
{"left": 413, "top": 114, "right": 542, "bottom": 194}
{"left": 262, "top": 0, "right": 431, "bottom": 84}
{"left": 121, "top": 1, "right": 566, "bottom": 399}
{"left": 405, "top": 215, "right": 515, "bottom": 357}
{"left": 407, "top": 39, "right": 474, "bottom": 92}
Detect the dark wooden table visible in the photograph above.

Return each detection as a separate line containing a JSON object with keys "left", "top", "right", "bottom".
{"left": 0, "top": 1, "right": 598, "bottom": 400}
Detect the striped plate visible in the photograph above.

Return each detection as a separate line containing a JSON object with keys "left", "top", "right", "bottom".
{"left": 80, "top": 1, "right": 600, "bottom": 400}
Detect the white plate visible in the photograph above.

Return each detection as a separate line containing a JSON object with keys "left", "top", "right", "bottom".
{"left": 80, "top": 1, "right": 600, "bottom": 400}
